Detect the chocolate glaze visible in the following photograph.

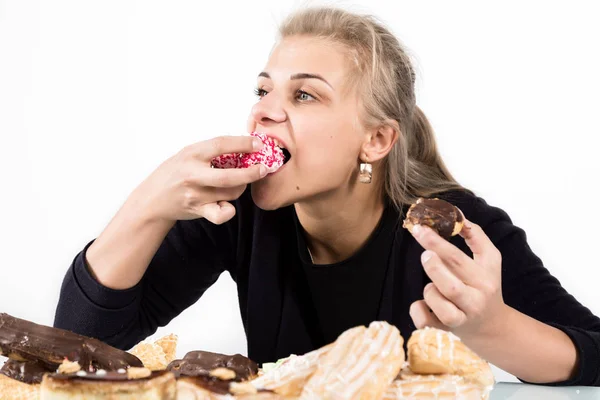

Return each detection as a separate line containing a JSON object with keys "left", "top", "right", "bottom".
{"left": 405, "top": 198, "right": 463, "bottom": 239}
{"left": 0, "top": 313, "right": 143, "bottom": 371}
{"left": 167, "top": 350, "right": 258, "bottom": 381}
{"left": 0, "top": 359, "right": 51, "bottom": 384}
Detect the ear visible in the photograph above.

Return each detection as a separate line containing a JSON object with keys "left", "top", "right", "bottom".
{"left": 360, "top": 120, "right": 399, "bottom": 163}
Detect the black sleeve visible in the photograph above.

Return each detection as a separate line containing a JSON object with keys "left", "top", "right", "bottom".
{"left": 53, "top": 215, "right": 238, "bottom": 351}
{"left": 466, "top": 197, "right": 600, "bottom": 386}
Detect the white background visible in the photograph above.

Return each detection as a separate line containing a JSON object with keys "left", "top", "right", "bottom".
{"left": 1, "top": 0, "right": 599, "bottom": 383}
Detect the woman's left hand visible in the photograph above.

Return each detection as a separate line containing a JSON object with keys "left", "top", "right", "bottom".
{"left": 409, "top": 218, "right": 509, "bottom": 339}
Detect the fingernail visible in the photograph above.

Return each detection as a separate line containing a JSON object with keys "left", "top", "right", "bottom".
{"left": 412, "top": 224, "right": 423, "bottom": 237}
{"left": 253, "top": 138, "right": 263, "bottom": 151}
{"left": 259, "top": 164, "right": 267, "bottom": 177}
{"left": 421, "top": 250, "right": 433, "bottom": 263}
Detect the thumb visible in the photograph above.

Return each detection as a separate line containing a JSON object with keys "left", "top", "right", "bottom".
{"left": 197, "top": 201, "right": 236, "bottom": 225}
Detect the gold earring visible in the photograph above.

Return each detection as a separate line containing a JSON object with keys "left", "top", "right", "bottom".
{"left": 359, "top": 162, "right": 372, "bottom": 184}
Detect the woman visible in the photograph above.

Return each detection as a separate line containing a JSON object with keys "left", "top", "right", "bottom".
{"left": 55, "top": 7, "right": 600, "bottom": 386}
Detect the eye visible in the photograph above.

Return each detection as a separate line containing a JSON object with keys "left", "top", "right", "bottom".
{"left": 254, "top": 88, "right": 268, "bottom": 98}
{"left": 296, "top": 90, "right": 315, "bottom": 102}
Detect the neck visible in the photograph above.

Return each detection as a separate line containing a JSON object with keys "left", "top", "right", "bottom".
{"left": 294, "top": 182, "right": 386, "bottom": 265}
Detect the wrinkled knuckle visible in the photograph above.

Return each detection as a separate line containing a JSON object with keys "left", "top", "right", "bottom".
{"left": 481, "top": 281, "right": 498, "bottom": 296}
{"left": 180, "top": 174, "right": 196, "bottom": 188}
{"left": 440, "top": 311, "right": 462, "bottom": 328}
{"left": 447, "top": 252, "right": 463, "bottom": 268}
{"left": 181, "top": 190, "right": 198, "bottom": 210}
{"left": 446, "top": 284, "right": 462, "bottom": 301}
{"left": 469, "top": 304, "right": 484, "bottom": 319}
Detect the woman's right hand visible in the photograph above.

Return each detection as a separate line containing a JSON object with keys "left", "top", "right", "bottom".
{"left": 131, "top": 135, "right": 266, "bottom": 225}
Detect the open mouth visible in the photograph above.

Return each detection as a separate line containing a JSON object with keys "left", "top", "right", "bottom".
{"left": 271, "top": 137, "right": 291, "bottom": 166}
{"left": 281, "top": 147, "right": 291, "bottom": 165}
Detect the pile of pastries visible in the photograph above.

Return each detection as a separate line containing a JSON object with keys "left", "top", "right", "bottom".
{"left": 0, "top": 312, "right": 494, "bottom": 399}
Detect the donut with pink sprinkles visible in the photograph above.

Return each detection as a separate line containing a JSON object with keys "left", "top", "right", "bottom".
{"left": 210, "top": 132, "right": 285, "bottom": 174}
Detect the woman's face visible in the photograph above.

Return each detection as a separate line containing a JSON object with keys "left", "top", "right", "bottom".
{"left": 249, "top": 36, "right": 367, "bottom": 210}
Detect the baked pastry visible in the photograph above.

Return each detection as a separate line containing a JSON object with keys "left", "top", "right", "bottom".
{"left": 155, "top": 334, "right": 179, "bottom": 364}
{"left": 167, "top": 351, "right": 259, "bottom": 382}
{"left": 407, "top": 327, "right": 495, "bottom": 389}
{"left": 0, "top": 313, "right": 143, "bottom": 372}
{"left": 128, "top": 333, "right": 179, "bottom": 371}
{"left": 250, "top": 344, "right": 332, "bottom": 396}
{"left": 403, "top": 198, "right": 464, "bottom": 239}
{"left": 0, "top": 312, "right": 496, "bottom": 399}
{"left": 384, "top": 368, "right": 490, "bottom": 400}
{"left": 176, "top": 376, "right": 283, "bottom": 399}
{"left": 0, "top": 373, "right": 39, "bottom": 400}
{"left": 39, "top": 368, "right": 176, "bottom": 399}
{"left": 299, "top": 321, "right": 405, "bottom": 399}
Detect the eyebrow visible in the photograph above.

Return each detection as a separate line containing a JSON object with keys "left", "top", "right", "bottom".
{"left": 258, "top": 72, "right": 333, "bottom": 89}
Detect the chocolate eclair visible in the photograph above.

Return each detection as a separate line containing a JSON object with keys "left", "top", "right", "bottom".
{"left": 40, "top": 368, "right": 176, "bottom": 399}
{"left": 0, "top": 313, "right": 143, "bottom": 372}
{"left": 167, "top": 350, "right": 259, "bottom": 382}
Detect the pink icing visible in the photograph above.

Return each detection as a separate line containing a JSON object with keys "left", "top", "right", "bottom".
{"left": 210, "top": 132, "right": 285, "bottom": 174}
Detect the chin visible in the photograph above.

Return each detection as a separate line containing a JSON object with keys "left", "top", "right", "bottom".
{"left": 250, "top": 180, "right": 294, "bottom": 211}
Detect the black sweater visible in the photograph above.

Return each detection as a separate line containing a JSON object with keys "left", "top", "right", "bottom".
{"left": 54, "top": 189, "right": 600, "bottom": 386}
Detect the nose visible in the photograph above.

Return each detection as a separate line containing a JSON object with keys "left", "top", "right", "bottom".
{"left": 249, "top": 92, "right": 287, "bottom": 128}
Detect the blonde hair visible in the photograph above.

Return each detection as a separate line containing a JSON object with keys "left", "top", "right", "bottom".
{"left": 279, "top": 7, "right": 468, "bottom": 211}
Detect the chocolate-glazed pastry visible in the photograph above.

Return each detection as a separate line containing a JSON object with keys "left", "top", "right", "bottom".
{"left": 403, "top": 198, "right": 464, "bottom": 239}
{"left": 167, "top": 350, "right": 259, "bottom": 381}
{"left": 177, "top": 375, "right": 281, "bottom": 399}
{"left": 177, "top": 375, "right": 231, "bottom": 395}
{"left": 0, "top": 359, "right": 52, "bottom": 384}
{"left": 41, "top": 369, "right": 177, "bottom": 399}
{"left": 0, "top": 313, "right": 143, "bottom": 371}
{"left": 46, "top": 369, "right": 167, "bottom": 382}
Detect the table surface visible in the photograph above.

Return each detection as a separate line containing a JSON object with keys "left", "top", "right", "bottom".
{"left": 491, "top": 382, "right": 600, "bottom": 399}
